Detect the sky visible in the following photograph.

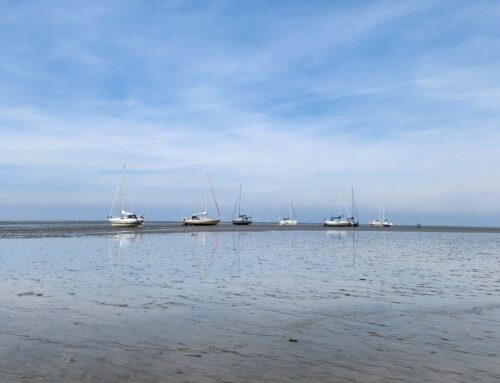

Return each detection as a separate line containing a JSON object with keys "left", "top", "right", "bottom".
{"left": 1, "top": 0, "right": 499, "bottom": 225}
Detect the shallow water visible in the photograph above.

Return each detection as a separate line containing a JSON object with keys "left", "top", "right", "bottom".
{"left": 0, "top": 230, "right": 499, "bottom": 382}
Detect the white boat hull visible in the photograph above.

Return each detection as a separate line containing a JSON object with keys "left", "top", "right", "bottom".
{"left": 108, "top": 217, "right": 143, "bottom": 227}
{"left": 183, "top": 218, "right": 221, "bottom": 226}
{"left": 279, "top": 219, "right": 297, "bottom": 226}
{"left": 324, "top": 220, "right": 351, "bottom": 227}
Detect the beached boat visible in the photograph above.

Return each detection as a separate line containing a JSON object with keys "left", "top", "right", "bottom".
{"left": 232, "top": 184, "right": 252, "bottom": 225}
{"left": 183, "top": 174, "right": 221, "bottom": 226}
{"left": 108, "top": 165, "right": 144, "bottom": 227}
{"left": 368, "top": 218, "right": 384, "bottom": 227}
{"left": 324, "top": 215, "right": 351, "bottom": 227}
{"left": 324, "top": 188, "right": 359, "bottom": 227}
{"left": 369, "top": 204, "right": 384, "bottom": 227}
{"left": 369, "top": 200, "right": 393, "bottom": 227}
{"left": 279, "top": 199, "right": 298, "bottom": 225}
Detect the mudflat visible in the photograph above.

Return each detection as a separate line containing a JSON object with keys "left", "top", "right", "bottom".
{"left": 1, "top": 221, "right": 499, "bottom": 238}
{"left": 0, "top": 228, "right": 499, "bottom": 382}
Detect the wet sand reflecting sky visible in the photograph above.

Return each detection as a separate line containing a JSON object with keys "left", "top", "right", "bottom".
{"left": 1, "top": 230, "right": 499, "bottom": 382}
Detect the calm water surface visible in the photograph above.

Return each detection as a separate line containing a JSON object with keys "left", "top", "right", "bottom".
{"left": 0, "top": 230, "right": 499, "bottom": 382}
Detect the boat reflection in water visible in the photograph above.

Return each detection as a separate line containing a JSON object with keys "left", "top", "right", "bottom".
{"left": 325, "top": 229, "right": 357, "bottom": 268}
{"left": 107, "top": 232, "right": 143, "bottom": 279}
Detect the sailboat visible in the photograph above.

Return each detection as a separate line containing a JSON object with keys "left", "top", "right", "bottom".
{"left": 108, "top": 165, "right": 144, "bottom": 227}
{"left": 349, "top": 188, "right": 360, "bottom": 227}
{"left": 369, "top": 200, "right": 393, "bottom": 227}
{"left": 232, "top": 184, "right": 252, "bottom": 225}
{"left": 368, "top": 205, "right": 384, "bottom": 227}
{"left": 279, "top": 198, "right": 298, "bottom": 225}
{"left": 324, "top": 188, "right": 359, "bottom": 227}
{"left": 182, "top": 174, "right": 221, "bottom": 226}
{"left": 382, "top": 202, "right": 394, "bottom": 227}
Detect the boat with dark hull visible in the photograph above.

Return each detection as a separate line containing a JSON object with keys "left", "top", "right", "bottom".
{"left": 232, "top": 184, "right": 252, "bottom": 225}
{"left": 232, "top": 215, "right": 252, "bottom": 225}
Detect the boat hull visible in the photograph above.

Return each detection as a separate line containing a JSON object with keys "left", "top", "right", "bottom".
{"left": 232, "top": 219, "right": 252, "bottom": 225}
{"left": 183, "top": 218, "right": 221, "bottom": 226}
{"left": 279, "top": 220, "right": 297, "bottom": 226}
{"left": 324, "top": 220, "right": 351, "bottom": 227}
{"left": 108, "top": 218, "right": 143, "bottom": 227}
{"left": 369, "top": 220, "right": 393, "bottom": 227}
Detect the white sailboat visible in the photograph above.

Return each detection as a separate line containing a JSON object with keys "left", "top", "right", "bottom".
{"left": 324, "top": 188, "right": 359, "bottom": 227}
{"left": 232, "top": 184, "right": 252, "bottom": 225}
{"left": 369, "top": 200, "right": 393, "bottom": 227}
{"left": 279, "top": 198, "right": 298, "bottom": 225}
{"left": 183, "top": 174, "right": 221, "bottom": 226}
{"left": 368, "top": 205, "right": 384, "bottom": 227}
{"left": 108, "top": 165, "right": 144, "bottom": 227}
{"left": 382, "top": 202, "right": 394, "bottom": 227}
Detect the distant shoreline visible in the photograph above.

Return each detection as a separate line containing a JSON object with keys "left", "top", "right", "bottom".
{"left": 1, "top": 221, "right": 499, "bottom": 238}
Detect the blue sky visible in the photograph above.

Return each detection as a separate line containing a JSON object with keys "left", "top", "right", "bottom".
{"left": 1, "top": 0, "right": 500, "bottom": 225}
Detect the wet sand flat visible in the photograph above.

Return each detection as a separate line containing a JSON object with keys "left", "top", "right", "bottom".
{"left": 1, "top": 221, "right": 500, "bottom": 239}
{"left": 0, "top": 229, "right": 499, "bottom": 382}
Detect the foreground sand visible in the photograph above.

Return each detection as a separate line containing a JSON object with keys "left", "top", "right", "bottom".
{"left": 0, "top": 227, "right": 499, "bottom": 382}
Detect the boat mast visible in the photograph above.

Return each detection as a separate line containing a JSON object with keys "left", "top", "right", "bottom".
{"left": 384, "top": 199, "right": 388, "bottom": 222}
{"left": 232, "top": 185, "right": 240, "bottom": 220}
{"left": 205, "top": 173, "right": 209, "bottom": 215}
{"left": 337, "top": 189, "right": 341, "bottom": 216}
{"left": 109, "top": 169, "right": 122, "bottom": 218}
{"left": 351, "top": 187, "right": 359, "bottom": 223}
{"left": 351, "top": 188, "right": 355, "bottom": 220}
{"left": 121, "top": 165, "right": 126, "bottom": 213}
{"left": 238, "top": 184, "right": 242, "bottom": 217}
{"left": 289, "top": 198, "right": 292, "bottom": 220}
{"left": 291, "top": 199, "right": 297, "bottom": 221}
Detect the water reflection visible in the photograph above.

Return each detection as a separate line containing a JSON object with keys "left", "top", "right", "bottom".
{"left": 3, "top": 230, "right": 500, "bottom": 383}
{"left": 106, "top": 233, "right": 143, "bottom": 280}
{"left": 231, "top": 232, "right": 241, "bottom": 277}
{"left": 325, "top": 230, "right": 357, "bottom": 268}
{"left": 325, "top": 230, "right": 347, "bottom": 240}
{"left": 185, "top": 232, "right": 221, "bottom": 275}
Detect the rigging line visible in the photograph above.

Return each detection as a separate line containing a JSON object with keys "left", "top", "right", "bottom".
{"left": 209, "top": 177, "right": 221, "bottom": 217}
{"left": 238, "top": 184, "right": 242, "bottom": 216}
{"left": 341, "top": 193, "right": 351, "bottom": 218}
{"left": 121, "top": 165, "right": 126, "bottom": 213}
{"left": 109, "top": 170, "right": 122, "bottom": 217}
{"left": 232, "top": 187, "right": 240, "bottom": 220}
{"left": 352, "top": 188, "right": 359, "bottom": 220}
{"left": 291, "top": 199, "right": 298, "bottom": 221}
